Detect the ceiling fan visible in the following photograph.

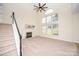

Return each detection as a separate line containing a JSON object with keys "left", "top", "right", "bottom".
{"left": 33, "top": 3, "right": 48, "bottom": 12}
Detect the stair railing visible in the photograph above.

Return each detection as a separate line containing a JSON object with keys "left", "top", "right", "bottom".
{"left": 11, "top": 12, "right": 22, "bottom": 56}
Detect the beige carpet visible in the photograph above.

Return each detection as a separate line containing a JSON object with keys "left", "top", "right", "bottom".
{"left": 1, "top": 23, "right": 79, "bottom": 56}
{"left": 0, "top": 24, "right": 17, "bottom": 56}
{"left": 23, "top": 36, "right": 79, "bottom": 56}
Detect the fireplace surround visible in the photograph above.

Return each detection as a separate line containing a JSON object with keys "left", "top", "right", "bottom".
{"left": 26, "top": 32, "right": 32, "bottom": 38}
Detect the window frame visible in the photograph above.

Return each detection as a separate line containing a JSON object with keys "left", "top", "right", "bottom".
{"left": 42, "top": 13, "right": 58, "bottom": 35}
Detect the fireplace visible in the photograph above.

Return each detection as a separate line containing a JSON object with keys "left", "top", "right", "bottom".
{"left": 26, "top": 32, "right": 32, "bottom": 38}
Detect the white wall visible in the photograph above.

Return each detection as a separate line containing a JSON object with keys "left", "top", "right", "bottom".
{"left": 0, "top": 4, "right": 4, "bottom": 23}
{"left": 38, "top": 3, "right": 79, "bottom": 43}
{"left": 1, "top": 3, "right": 79, "bottom": 43}
{"left": 1, "top": 3, "right": 39, "bottom": 39}
{"left": 72, "top": 13, "right": 79, "bottom": 43}
{"left": 58, "top": 4, "right": 72, "bottom": 42}
{"left": 37, "top": 3, "right": 73, "bottom": 42}
{"left": 71, "top": 4, "right": 79, "bottom": 43}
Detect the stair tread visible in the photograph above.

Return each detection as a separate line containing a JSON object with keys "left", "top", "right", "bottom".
{"left": 0, "top": 24, "right": 17, "bottom": 56}
{"left": 0, "top": 45, "right": 17, "bottom": 55}
{"left": 0, "top": 41, "right": 15, "bottom": 47}
{"left": 0, "top": 38, "right": 15, "bottom": 42}
{"left": 1, "top": 51, "right": 17, "bottom": 56}
{"left": 0, "top": 39, "right": 15, "bottom": 45}
{"left": 0, "top": 49, "right": 17, "bottom": 56}
{"left": 0, "top": 44, "right": 16, "bottom": 50}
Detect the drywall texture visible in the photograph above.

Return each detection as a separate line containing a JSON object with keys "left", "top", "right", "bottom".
{"left": 37, "top": 3, "right": 79, "bottom": 43}
{"left": 1, "top": 3, "right": 40, "bottom": 39}
{"left": 0, "top": 3, "right": 79, "bottom": 43}
{"left": 72, "top": 13, "right": 79, "bottom": 43}
{"left": 0, "top": 4, "right": 4, "bottom": 23}
{"left": 38, "top": 3, "right": 73, "bottom": 42}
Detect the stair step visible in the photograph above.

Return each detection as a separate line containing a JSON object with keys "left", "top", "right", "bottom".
{"left": 0, "top": 41, "right": 15, "bottom": 48}
{"left": 0, "top": 38, "right": 14, "bottom": 42}
{"left": 0, "top": 39, "right": 15, "bottom": 45}
{"left": 0, "top": 30, "right": 14, "bottom": 33}
{"left": 0, "top": 33, "right": 14, "bottom": 36}
{"left": 0, "top": 34, "right": 14, "bottom": 36}
{"left": 0, "top": 48, "right": 17, "bottom": 56}
{"left": 0, "top": 44, "right": 16, "bottom": 52}
{"left": 0, "top": 36, "right": 14, "bottom": 41}
{"left": 1, "top": 49, "right": 17, "bottom": 56}
{"left": 0, "top": 24, "right": 17, "bottom": 56}
{"left": 0, "top": 42, "right": 15, "bottom": 49}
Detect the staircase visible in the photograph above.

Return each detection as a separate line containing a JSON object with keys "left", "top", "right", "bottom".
{"left": 0, "top": 24, "right": 17, "bottom": 56}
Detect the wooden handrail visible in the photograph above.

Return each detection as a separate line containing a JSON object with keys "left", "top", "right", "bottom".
{"left": 11, "top": 12, "right": 22, "bottom": 56}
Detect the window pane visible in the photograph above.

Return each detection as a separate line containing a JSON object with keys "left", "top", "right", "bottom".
{"left": 42, "top": 18, "right": 46, "bottom": 24}
{"left": 51, "top": 14, "right": 58, "bottom": 35}
{"left": 47, "top": 16, "right": 51, "bottom": 24}
{"left": 51, "top": 14, "right": 58, "bottom": 24}
{"left": 51, "top": 24, "right": 58, "bottom": 35}
{"left": 42, "top": 25, "right": 46, "bottom": 34}
{"left": 42, "top": 13, "right": 58, "bottom": 35}
{"left": 47, "top": 27, "right": 51, "bottom": 35}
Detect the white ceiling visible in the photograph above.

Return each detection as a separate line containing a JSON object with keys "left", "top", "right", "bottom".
{"left": 2, "top": 3, "right": 79, "bottom": 14}
{"left": 71, "top": 3, "right": 79, "bottom": 13}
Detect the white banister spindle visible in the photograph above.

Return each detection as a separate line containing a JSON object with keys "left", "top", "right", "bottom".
{"left": 12, "top": 21, "right": 20, "bottom": 56}
{"left": 11, "top": 12, "right": 22, "bottom": 56}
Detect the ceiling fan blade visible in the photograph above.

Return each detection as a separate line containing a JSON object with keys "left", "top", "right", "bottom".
{"left": 39, "top": 3, "right": 41, "bottom": 7}
{"left": 43, "top": 7, "right": 48, "bottom": 8}
{"left": 42, "top": 9, "right": 46, "bottom": 11}
{"left": 33, "top": 8, "right": 37, "bottom": 10}
{"left": 41, "top": 7, "right": 45, "bottom": 11}
{"left": 42, "top": 3, "right": 46, "bottom": 7}
{"left": 33, "top": 5, "right": 38, "bottom": 7}
{"left": 33, "top": 3, "right": 48, "bottom": 12}
{"left": 36, "top": 8, "right": 40, "bottom": 12}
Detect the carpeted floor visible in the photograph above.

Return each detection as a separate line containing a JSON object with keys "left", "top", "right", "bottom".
{"left": 23, "top": 36, "right": 79, "bottom": 56}
{"left": 0, "top": 24, "right": 17, "bottom": 56}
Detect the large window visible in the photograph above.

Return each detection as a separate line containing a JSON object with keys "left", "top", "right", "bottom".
{"left": 42, "top": 9, "right": 58, "bottom": 35}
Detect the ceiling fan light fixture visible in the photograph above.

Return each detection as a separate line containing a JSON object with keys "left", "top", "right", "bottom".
{"left": 33, "top": 3, "right": 48, "bottom": 12}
